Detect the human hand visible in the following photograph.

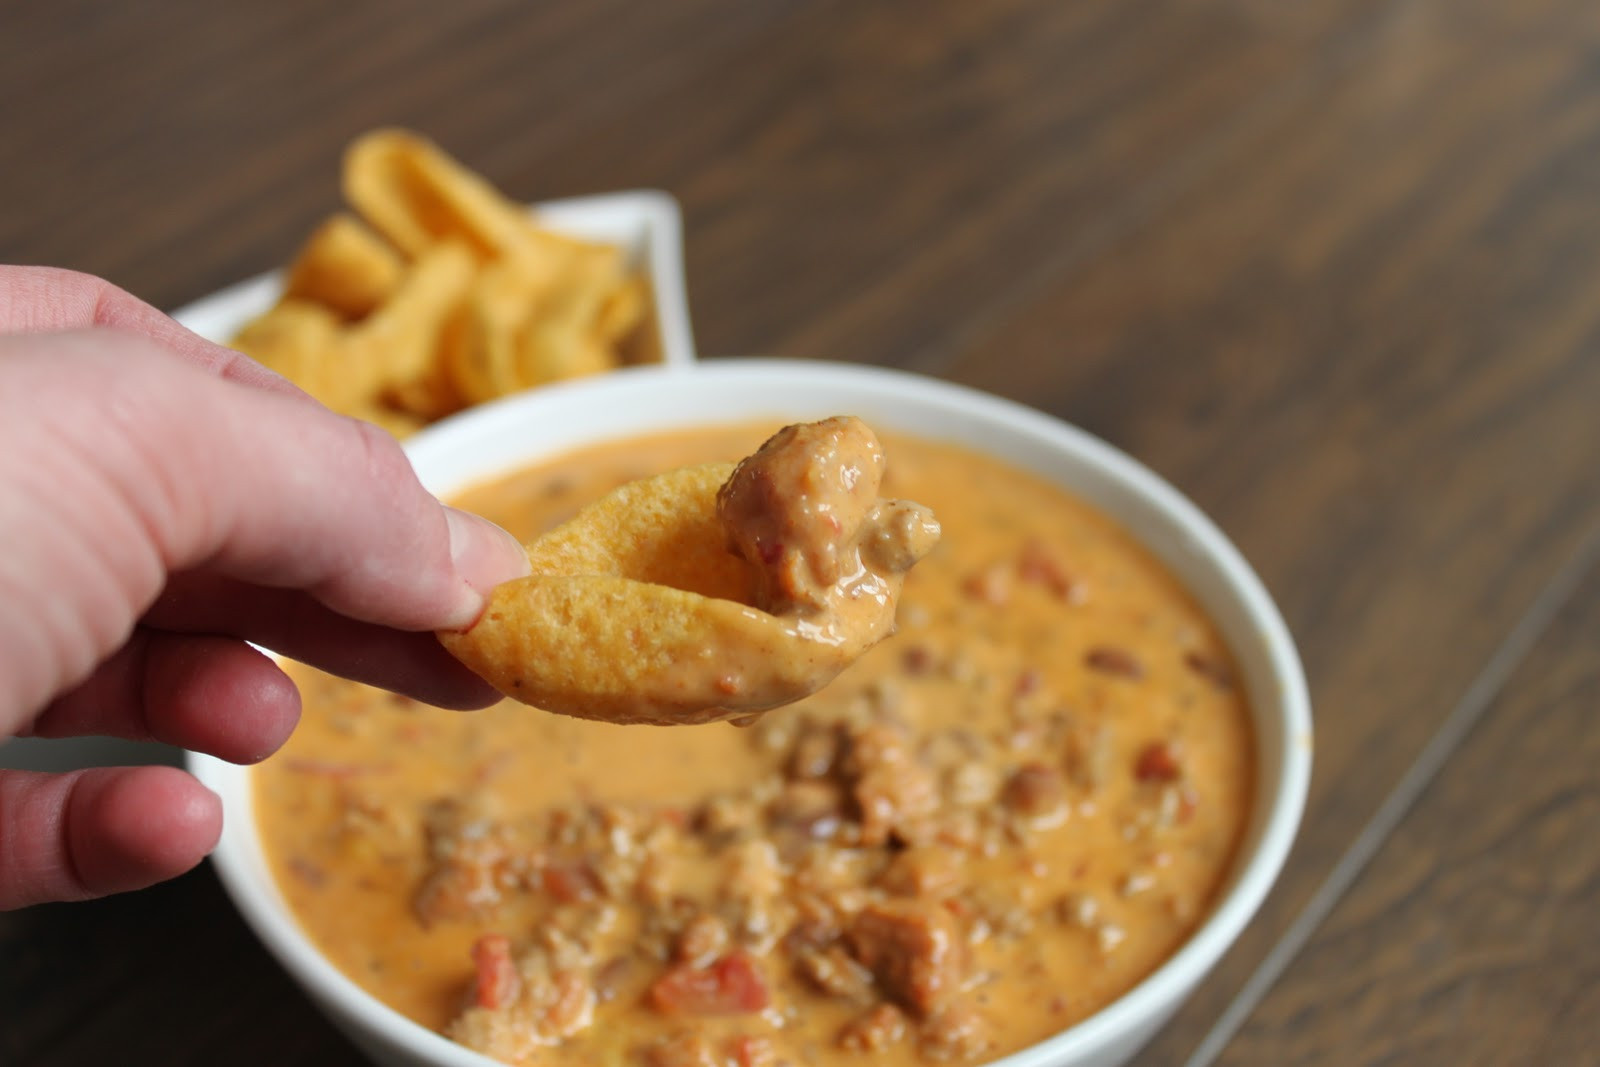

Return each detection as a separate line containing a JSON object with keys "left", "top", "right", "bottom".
{"left": 0, "top": 266, "right": 530, "bottom": 909}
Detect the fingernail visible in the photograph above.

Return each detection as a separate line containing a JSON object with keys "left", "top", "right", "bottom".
{"left": 442, "top": 508, "right": 530, "bottom": 629}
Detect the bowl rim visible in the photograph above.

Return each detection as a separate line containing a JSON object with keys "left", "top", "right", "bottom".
{"left": 192, "top": 358, "right": 1312, "bottom": 1067}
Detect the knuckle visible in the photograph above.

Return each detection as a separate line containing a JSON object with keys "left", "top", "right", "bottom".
{"left": 343, "top": 415, "right": 418, "bottom": 493}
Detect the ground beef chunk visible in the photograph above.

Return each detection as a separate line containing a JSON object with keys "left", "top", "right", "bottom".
{"left": 846, "top": 901, "right": 967, "bottom": 1018}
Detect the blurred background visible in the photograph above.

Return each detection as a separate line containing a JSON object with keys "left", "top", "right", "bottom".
{"left": 2, "top": 2, "right": 1597, "bottom": 1064}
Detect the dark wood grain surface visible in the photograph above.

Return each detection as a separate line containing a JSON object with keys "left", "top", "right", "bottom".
{"left": 3, "top": 2, "right": 1597, "bottom": 1064}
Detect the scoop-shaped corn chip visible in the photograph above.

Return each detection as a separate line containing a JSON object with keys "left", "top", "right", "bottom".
{"left": 444, "top": 261, "right": 536, "bottom": 405}
{"left": 283, "top": 213, "right": 404, "bottom": 319}
{"left": 439, "top": 464, "right": 844, "bottom": 725}
{"left": 345, "top": 240, "right": 475, "bottom": 393}
{"left": 230, "top": 300, "right": 361, "bottom": 410}
{"left": 384, "top": 364, "right": 465, "bottom": 422}
{"left": 442, "top": 243, "right": 625, "bottom": 401}
{"left": 510, "top": 245, "right": 625, "bottom": 387}
{"left": 448, "top": 577, "right": 861, "bottom": 725}
{"left": 439, "top": 419, "right": 942, "bottom": 725}
{"left": 517, "top": 464, "right": 752, "bottom": 597}
{"left": 595, "top": 276, "right": 647, "bottom": 343}
{"left": 343, "top": 128, "right": 531, "bottom": 259}
{"left": 516, "top": 319, "right": 618, "bottom": 388}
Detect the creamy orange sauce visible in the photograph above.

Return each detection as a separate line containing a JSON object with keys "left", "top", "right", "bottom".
{"left": 256, "top": 423, "right": 1254, "bottom": 1066}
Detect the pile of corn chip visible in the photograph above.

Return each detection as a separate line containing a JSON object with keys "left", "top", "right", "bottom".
{"left": 229, "top": 129, "right": 652, "bottom": 437}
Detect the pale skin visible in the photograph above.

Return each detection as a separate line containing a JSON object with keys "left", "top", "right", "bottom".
{"left": 0, "top": 265, "right": 531, "bottom": 910}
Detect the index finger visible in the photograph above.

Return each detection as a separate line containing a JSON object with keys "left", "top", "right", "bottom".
{"left": 0, "top": 265, "right": 306, "bottom": 399}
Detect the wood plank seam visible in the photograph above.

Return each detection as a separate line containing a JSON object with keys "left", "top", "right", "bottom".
{"left": 1179, "top": 521, "right": 1600, "bottom": 1067}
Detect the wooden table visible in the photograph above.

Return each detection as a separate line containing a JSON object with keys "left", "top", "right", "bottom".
{"left": 3, "top": 2, "right": 1596, "bottom": 1064}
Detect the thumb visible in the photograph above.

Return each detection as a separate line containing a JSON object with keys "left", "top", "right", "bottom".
{"left": 0, "top": 766, "right": 221, "bottom": 909}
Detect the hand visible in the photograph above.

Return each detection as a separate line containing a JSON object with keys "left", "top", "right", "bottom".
{"left": 0, "top": 266, "right": 530, "bottom": 909}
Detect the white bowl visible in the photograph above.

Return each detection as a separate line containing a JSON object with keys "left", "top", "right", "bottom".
{"left": 170, "top": 189, "right": 698, "bottom": 370}
{"left": 189, "top": 360, "right": 1312, "bottom": 1067}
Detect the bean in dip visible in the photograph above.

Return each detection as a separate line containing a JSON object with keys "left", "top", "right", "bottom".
{"left": 257, "top": 423, "right": 1254, "bottom": 1067}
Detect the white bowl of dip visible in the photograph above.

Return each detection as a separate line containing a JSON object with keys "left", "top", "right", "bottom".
{"left": 189, "top": 358, "right": 1311, "bottom": 1067}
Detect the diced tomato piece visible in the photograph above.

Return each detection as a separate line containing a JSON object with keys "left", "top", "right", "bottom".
{"left": 542, "top": 862, "right": 600, "bottom": 903}
{"left": 648, "top": 951, "right": 770, "bottom": 1015}
{"left": 1017, "top": 538, "right": 1076, "bottom": 599}
{"left": 1135, "top": 741, "right": 1183, "bottom": 782}
{"left": 727, "top": 1034, "right": 777, "bottom": 1067}
{"left": 470, "top": 934, "right": 519, "bottom": 1010}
